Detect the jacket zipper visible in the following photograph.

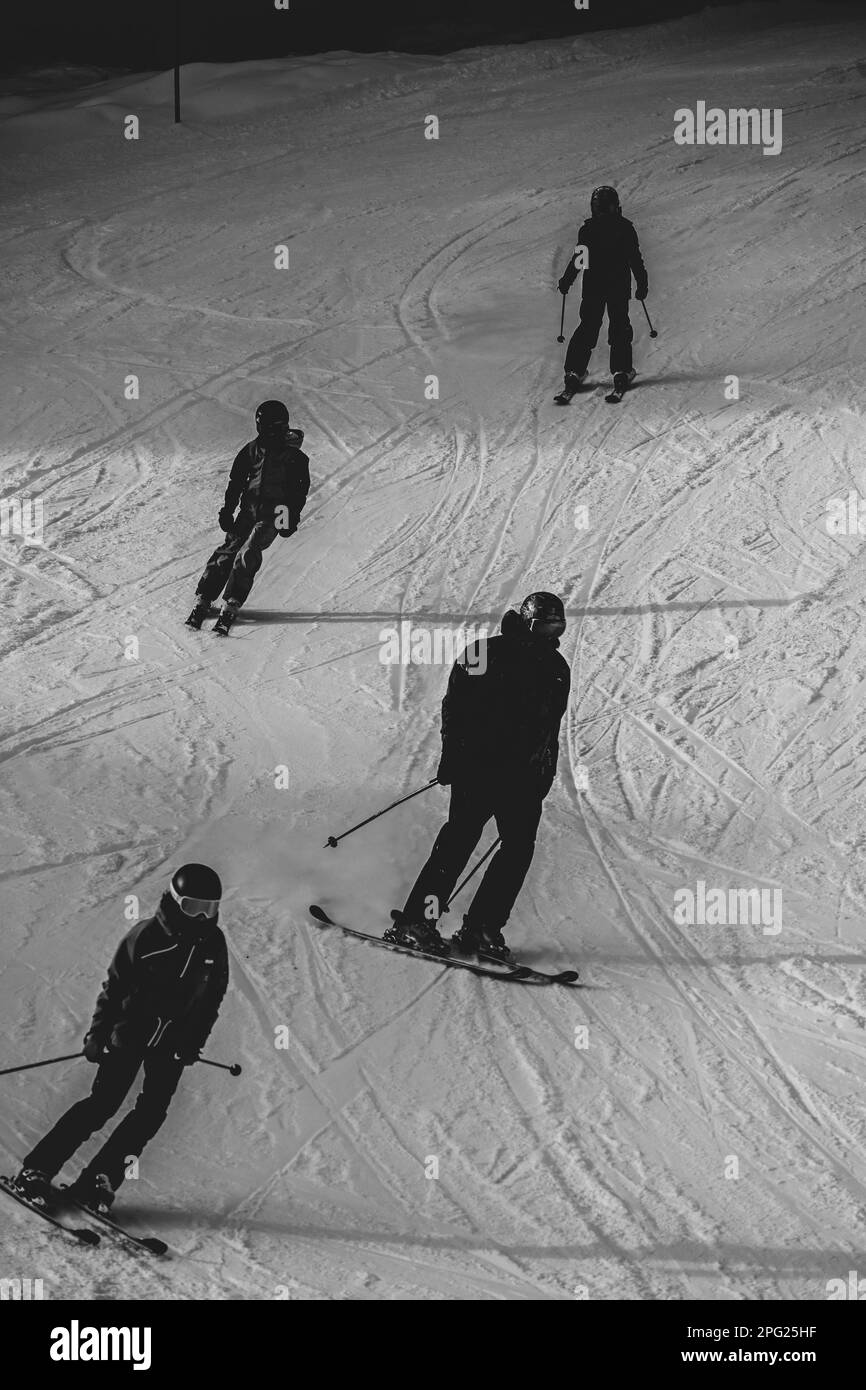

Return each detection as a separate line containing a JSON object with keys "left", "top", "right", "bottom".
{"left": 143, "top": 939, "right": 198, "bottom": 1046}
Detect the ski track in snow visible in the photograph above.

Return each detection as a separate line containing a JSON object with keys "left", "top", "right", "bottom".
{"left": 2, "top": 11, "right": 866, "bottom": 1299}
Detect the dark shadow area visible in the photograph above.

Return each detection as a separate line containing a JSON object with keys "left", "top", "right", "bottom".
{"left": 110, "top": 1200, "right": 866, "bottom": 1285}
{"left": 505, "top": 946, "right": 866, "bottom": 968}
{"left": 240, "top": 594, "right": 814, "bottom": 626}
{"left": 4, "top": 0, "right": 805, "bottom": 74}
{"left": 623, "top": 373, "right": 727, "bottom": 388}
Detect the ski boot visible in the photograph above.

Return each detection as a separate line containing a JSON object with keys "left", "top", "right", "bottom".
{"left": 477, "top": 926, "right": 512, "bottom": 963}
{"left": 185, "top": 598, "right": 211, "bottom": 630}
{"left": 213, "top": 600, "right": 239, "bottom": 636}
{"left": 608, "top": 368, "right": 636, "bottom": 401}
{"left": 385, "top": 913, "right": 450, "bottom": 957}
{"left": 449, "top": 918, "right": 512, "bottom": 962}
{"left": 67, "top": 1171, "right": 115, "bottom": 1214}
{"left": 12, "top": 1168, "right": 54, "bottom": 1208}
{"left": 554, "top": 371, "right": 587, "bottom": 405}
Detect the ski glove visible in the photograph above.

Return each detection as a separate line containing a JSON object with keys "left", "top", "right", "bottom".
{"left": 83, "top": 1034, "right": 106, "bottom": 1064}
{"left": 218, "top": 507, "right": 235, "bottom": 534}
{"left": 557, "top": 275, "right": 571, "bottom": 295}
{"left": 635, "top": 280, "right": 648, "bottom": 301}
{"left": 173, "top": 1047, "right": 201, "bottom": 1067}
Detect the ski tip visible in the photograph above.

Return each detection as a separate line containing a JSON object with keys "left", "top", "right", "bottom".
{"left": 142, "top": 1237, "right": 169, "bottom": 1256}
{"left": 309, "top": 904, "right": 330, "bottom": 923}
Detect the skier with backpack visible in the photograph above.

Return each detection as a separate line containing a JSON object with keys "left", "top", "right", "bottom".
{"left": 187, "top": 400, "right": 311, "bottom": 635}
{"left": 555, "top": 186, "right": 649, "bottom": 404}
{"left": 388, "top": 593, "right": 571, "bottom": 960}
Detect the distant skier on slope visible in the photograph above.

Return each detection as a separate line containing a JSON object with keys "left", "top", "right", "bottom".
{"left": 12, "top": 865, "right": 229, "bottom": 1213}
{"left": 388, "top": 593, "right": 571, "bottom": 960}
{"left": 187, "top": 400, "right": 311, "bottom": 635}
{"left": 556, "top": 186, "right": 649, "bottom": 402}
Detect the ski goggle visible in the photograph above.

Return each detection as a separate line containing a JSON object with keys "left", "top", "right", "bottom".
{"left": 169, "top": 885, "right": 219, "bottom": 919}
{"left": 528, "top": 614, "right": 566, "bottom": 638}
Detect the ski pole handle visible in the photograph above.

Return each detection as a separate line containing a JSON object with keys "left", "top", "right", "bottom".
{"left": 199, "top": 1055, "right": 242, "bottom": 1076}
{"left": 0, "top": 1051, "right": 84, "bottom": 1077}
{"left": 443, "top": 838, "right": 502, "bottom": 912}
{"left": 557, "top": 292, "right": 566, "bottom": 343}
{"left": 640, "top": 300, "right": 658, "bottom": 338}
{"left": 324, "top": 778, "right": 439, "bottom": 848}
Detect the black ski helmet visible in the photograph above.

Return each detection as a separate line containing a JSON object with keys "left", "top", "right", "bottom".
{"left": 169, "top": 863, "right": 222, "bottom": 920}
{"left": 519, "top": 591, "right": 566, "bottom": 637}
{"left": 255, "top": 400, "right": 290, "bottom": 437}
{"left": 590, "top": 186, "right": 620, "bottom": 217}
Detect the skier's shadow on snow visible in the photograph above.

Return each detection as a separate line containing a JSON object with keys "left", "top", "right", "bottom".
{"left": 510, "top": 947, "right": 866, "bottom": 968}
{"left": 114, "top": 1204, "right": 866, "bottom": 1280}
{"left": 241, "top": 595, "right": 813, "bottom": 625}
{"left": 626, "top": 373, "right": 711, "bottom": 388}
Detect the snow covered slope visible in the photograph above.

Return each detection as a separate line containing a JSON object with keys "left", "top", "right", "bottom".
{"left": 1, "top": 4, "right": 865, "bottom": 1299}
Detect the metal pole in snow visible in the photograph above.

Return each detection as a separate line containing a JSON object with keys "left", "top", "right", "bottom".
{"left": 174, "top": 0, "right": 181, "bottom": 123}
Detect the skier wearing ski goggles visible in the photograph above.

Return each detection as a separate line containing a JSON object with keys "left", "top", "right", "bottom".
{"left": 169, "top": 884, "right": 220, "bottom": 920}
{"left": 11, "top": 864, "right": 229, "bottom": 1216}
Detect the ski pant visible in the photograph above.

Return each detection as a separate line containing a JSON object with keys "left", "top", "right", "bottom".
{"left": 196, "top": 510, "right": 279, "bottom": 608}
{"left": 23, "top": 1048, "right": 185, "bottom": 1191}
{"left": 565, "top": 289, "right": 633, "bottom": 377}
{"left": 401, "top": 777, "right": 545, "bottom": 933}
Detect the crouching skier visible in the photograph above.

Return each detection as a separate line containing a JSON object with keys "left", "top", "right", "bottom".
{"left": 388, "top": 593, "right": 571, "bottom": 960}
{"left": 12, "top": 864, "right": 229, "bottom": 1213}
{"left": 187, "top": 399, "right": 311, "bottom": 635}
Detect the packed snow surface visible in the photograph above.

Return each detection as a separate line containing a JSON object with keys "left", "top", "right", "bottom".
{"left": 1, "top": 5, "right": 865, "bottom": 1298}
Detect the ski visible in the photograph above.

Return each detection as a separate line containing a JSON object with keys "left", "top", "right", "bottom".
{"left": 309, "top": 905, "right": 540, "bottom": 982}
{"left": 59, "top": 1188, "right": 168, "bottom": 1257}
{"left": 476, "top": 950, "right": 580, "bottom": 986}
{"left": 396, "top": 911, "right": 580, "bottom": 986}
{"left": 0, "top": 1175, "right": 100, "bottom": 1246}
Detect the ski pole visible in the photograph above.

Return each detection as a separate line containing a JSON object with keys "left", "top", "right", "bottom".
{"left": 324, "top": 778, "right": 438, "bottom": 848}
{"left": 640, "top": 300, "right": 658, "bottom": 338}
{"left": 199, "top": 1055, "right": 242, "bottom": 1077}
{"left": 443, "top": 838, "right": 501, "bottom": 912}
{"left": 557, "top": 292, "right": 566, "bottom": 343}
{"left": 0, "top": 1051, "right": 83, "bottom": 1077}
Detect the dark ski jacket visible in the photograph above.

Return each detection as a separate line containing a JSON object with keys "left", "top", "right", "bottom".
{"left": 223, "top": 428, "right": 310, "bottom": 534}
{"left": 85, "top": 896, "right": 229, "bottom": 1057}
{"left": 438, "top": 610, "right": 571, "bottom": 795}
{"left": 561, "top": 215, "right": 648, "bottom": 301}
